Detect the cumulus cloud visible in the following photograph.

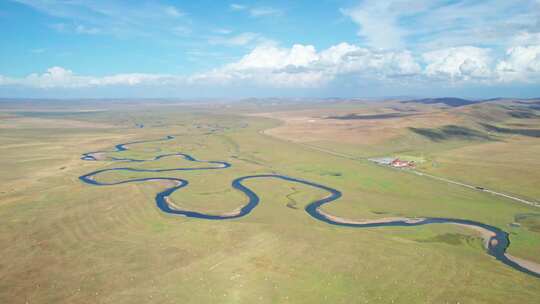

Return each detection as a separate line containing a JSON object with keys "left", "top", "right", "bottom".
{"left": 191, "top": 43, "right": 422, "bottom": 88}
{"left": 189, "top": 44, "right": 327, "bottom": 88}
{"left": 497, "top": 45, "right": 540, "bottom": 82}
{"left": 230, "top": 44, "right": 318, "bottom": 70}
{"left": 319, "top": 43, "right": 421, "bottom": 77}
{"left": 0, "top": 67, "right": 180, "bottom": 88}
{"left": 22, "top": 67, "right": 90, "bottom": 88}
{"left": 3, "top": 43, "right": 540, "bottom": 90}
{"left": 423, "top": 47, "right": 493, "bottom": 81}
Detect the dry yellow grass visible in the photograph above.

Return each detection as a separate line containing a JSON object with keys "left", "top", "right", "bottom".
{"left": 252, "top": 105, "right": 461, "bottom": 145}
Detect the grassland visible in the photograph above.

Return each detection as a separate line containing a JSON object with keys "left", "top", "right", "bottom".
{"left": 1, "top": 100, "right": 539, "bottom": 303}
{"left": 256, "top": 99, "right": 540, "bottom": 199}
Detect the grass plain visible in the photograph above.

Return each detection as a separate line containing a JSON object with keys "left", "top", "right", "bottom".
{"left": 1, "top": 99, "right": 539, "bottom": 303}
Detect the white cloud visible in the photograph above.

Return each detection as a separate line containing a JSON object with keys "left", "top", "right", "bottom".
{"left": 229, "top": 44, "right": 318, "bottom": 70}
{"left": 189, "top": 44, "right": 327, "bottom": 88}
{"left": 50, "top": 23, "right": 101, "bottom": 35}
{"left": 164, "top": 6, "right": 184, "bottom": 18}
{"left": 192, "top": 43, "right": 422, "bottom": 88}
{"left": 341, "top": 1, "right": 407, "bottom": 49}
{"left": 229, "top": 4, "right": 246, "bottom": 11}
{"left": 0, "top": 67, "right": 180, "bottom": 88}
{"left": 16, "top": 1, "right": 191, "bottom": 39}
{"left": 318, "top": 43, "right": 421, "bottom": 77}
{"left": 229, "top": 3, "right": 282, "bottom": 17}
{"left": 207, "top": 31, "right": 276, "bottom": 48}
{"left": 248, "top": 7, "right": 282, "bottom": 17}
{"left": 75, "top": 25, "right": 100, "bottom": 35}
{"left": 423, "top": 46, "right": 493, "bottom": 81}
{"left": 511, "top": 32, "right": 540, "bottom": 47}
{"left": 341, "top": 0, "right": 540, "bottom": 51}
{"left": 3, "top": 43, "right": 540, "bottom": 90}
{"left": 208, "top": 32, "right": 264, "bottom": 46}
{"left": 93, "top": 74, "right": 178, "bottom": 86}
{"left": 19, "top": 67, "right": 90, "bottom": 88}
{"left": 497, "top": 45, "right": 540, "bottom": 82}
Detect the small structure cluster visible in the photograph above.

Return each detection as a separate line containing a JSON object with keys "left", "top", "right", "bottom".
{"left": 369, "top": 157, "right": 415, "bottom": 168}
{"left": 390, "top": 159, "right": 414, "bottom": 168}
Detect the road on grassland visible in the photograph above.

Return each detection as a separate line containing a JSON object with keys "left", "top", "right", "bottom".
{"left": 410, "top": 171, "right": 539, "bottom": 208}
{"left": 259, "top": 130, "right": 539, "bottom": 209}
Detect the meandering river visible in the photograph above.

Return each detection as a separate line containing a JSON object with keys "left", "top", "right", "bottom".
{"left": 80, "top": 135, "right": 540, "bottom": 278}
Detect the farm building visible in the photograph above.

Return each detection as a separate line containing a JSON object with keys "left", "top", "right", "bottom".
{"left": 390, "top": 159, "right": 415, "bottom": 168}
{"left": 369, "top": 157, "right": 415, "bottom": 168}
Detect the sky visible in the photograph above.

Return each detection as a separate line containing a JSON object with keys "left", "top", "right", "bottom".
{"left": 1, "top": 0, "right": 540, "bottom": 99}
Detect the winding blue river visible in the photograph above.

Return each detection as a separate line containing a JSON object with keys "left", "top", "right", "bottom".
{"left": 79, "top": 135, "right": 540, "bottom": 278}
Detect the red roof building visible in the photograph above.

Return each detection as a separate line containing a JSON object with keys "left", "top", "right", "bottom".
{"left": 390, "top": 159, "right": 414, "bottom": 168}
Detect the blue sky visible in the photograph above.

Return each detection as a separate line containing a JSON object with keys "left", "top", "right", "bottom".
{"left": 1, "top": 0, "right": 540, "bottom": 98}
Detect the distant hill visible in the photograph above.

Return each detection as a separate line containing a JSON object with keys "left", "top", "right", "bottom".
{"left": 402, "top": 97, "right": 479, "bottom": 107}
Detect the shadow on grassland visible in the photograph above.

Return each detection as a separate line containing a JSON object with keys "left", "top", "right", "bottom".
{"left": 480, "top": 123, "right": 540, "bottom": 138}
{"left": 409, "top": 125, "right": 493, "bottom": 142}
